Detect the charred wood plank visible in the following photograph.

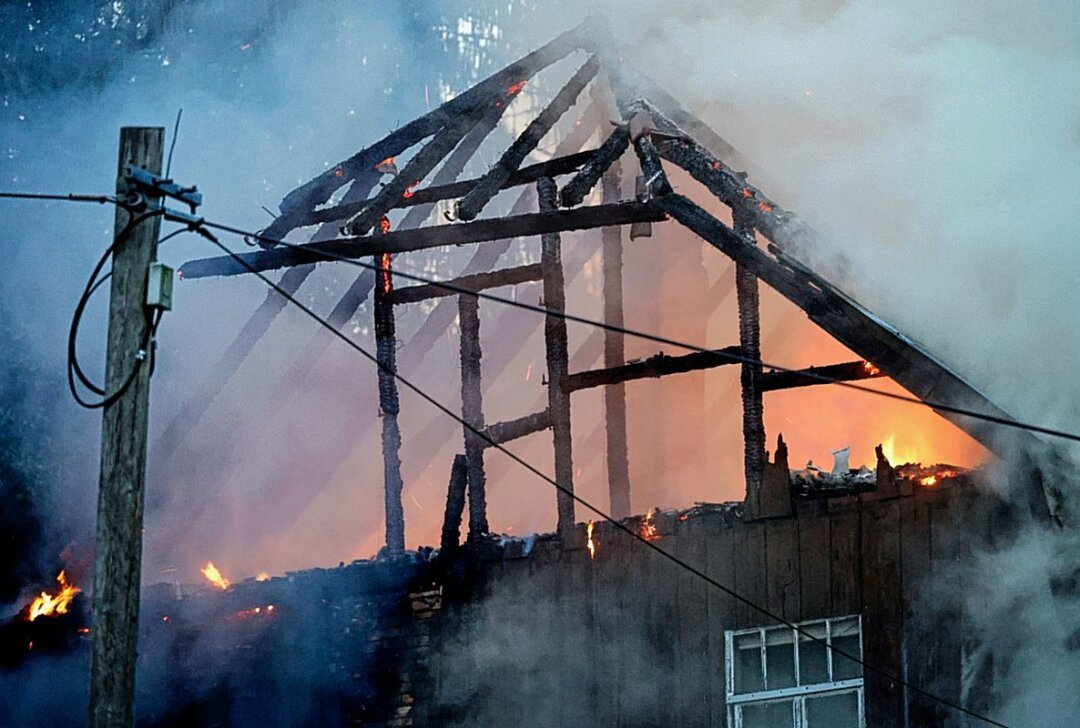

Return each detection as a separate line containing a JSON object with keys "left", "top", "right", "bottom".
{"left": 601, "top": 162, "right": 631, "bottom": 520}
{"left": 387, "top": 263, "right": 542, "bottom": 306}
{"left": 760, "top": 360, "right": 884, "bottom": 392}
{"left": 458, "top": 295, "right": 488, "bottom": 539}
{"left": 270, "top": 21, "right": 587, "bottom": 234}
{"left": 735, "top": 207, "right": 766, "bottom": 504}
{"left": 565, "top": 346, "right": 742, "bottom": 393}
{"left": 179, "top": 202, "right": 666, "bottom": 279}
{"left": 559, "top": 125, "right": 631, "bottom": 207}
{"left": 456, "top": 55, "right": 601, "bottom": 221}
{"left": 439, "top": 454, "right": 469, "bottom": 553}
{"left": 344, "top": 110, "right": 492, "bottom": 236}
{"left": 480, "top": 409, "right": 552, "bottom": 448}
{"left": 301, "top": 150, "right": 597, "bottom": 228}
{"left": 539, "top": 177, "right": 576, "bottom": 538}
{"left": 374, "top": 254, "right": 405, "bottom": 554}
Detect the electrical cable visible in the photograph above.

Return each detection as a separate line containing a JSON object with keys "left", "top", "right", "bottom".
{"left": 166, "top": 108, "right": 183, "bottom": 178}
{"left": 67, "top": 208, "right": 166, "bottom": 409}
{"left": 199, "top": 230, "right": 1010, "bottom": 728}
{"left": 0, "top": 191, "right": 117, "bottom": 204}
{"left": 199, "top": 217, "right": 1080, "bottom": 446}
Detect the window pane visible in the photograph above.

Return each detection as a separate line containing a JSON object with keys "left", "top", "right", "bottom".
{"left": 741, "top": 699, "right": 794, "bottom": 728}
{"left": 832, "top": 633, "right": 861, "bottom": 681}
{"left": 766, "top": 640, "right": 796, "bottom": 690}
{"left": 799, "top": 635, "right": 829, "bottom": 686}
{"left": 805, "top": 690, "right": 860, "bottom": 727}
{"left": 734, "top": 633, "right": 764, "bottom": 694}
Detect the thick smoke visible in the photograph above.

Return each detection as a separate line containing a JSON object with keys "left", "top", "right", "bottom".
{"left": 2, "top": 0, "right": 1078, "bottom": 724}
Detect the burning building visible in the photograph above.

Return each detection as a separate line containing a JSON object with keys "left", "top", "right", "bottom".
{"left": 4, "top": 12, "right": 1076, "bottom": 728}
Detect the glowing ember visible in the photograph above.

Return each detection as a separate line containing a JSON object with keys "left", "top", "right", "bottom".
{"left": 711, "top": 160, "right": 721, "bottom": 170}
{"left": 757, "top": 202, "right": 773, "bottom": 213}
{"left": 255, "top": 572, "right": 270, "bottom": 582}
{"left": 402, "top": 181, "right": 419, "bottom": 199}
{"left": 507, "top": 80, "right": 527, "bottom": 95}
{"left": 640, "top": 509, "right": 661, "bottom": 543}
{"left": 862, "top": 361, "right": 881, "bottom": 376}
{"left": 920, "top": 476, "right": 937, "bottom": 487}
{"left": 27, "top": 571, "right": 81, "bottom": 621}
{"left": 201, "top": 561, "right": 230, "bottom": 590}
{"left": 586, "top": 521, "right": 596, "bottom": 560}
{"left": 333, "top": 166, "right": 344, "bottom": 178}
{"left": 379, "top": 216, "right": 391, "bottom": 235}
{"left": 741, "top": 187, "right": 754, "bottom": 198}
{"left": 232, "top": 604, "right": 276, "bottom": 621}
{"left": 379, "top": 252, "right": 393, "bottom": 294}
{"left": 375, "top": 156, "right": 398, "bottom": 175}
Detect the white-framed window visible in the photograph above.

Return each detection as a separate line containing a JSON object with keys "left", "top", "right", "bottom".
{"left": 725, "top": 614, "right": 864, "bottom": 728}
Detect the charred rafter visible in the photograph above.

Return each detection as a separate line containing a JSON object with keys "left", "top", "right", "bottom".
{"left": 559, "top": 124, "right": 631, "bottom": 207}
{"left": 267, "top": 21, "right": 588, "bottom": 239}
{"left": 565, "top": 346, "right": 743, "bottom": 393}
{"left": 480, "top": 410, "right": 552, "bottom": 448}
{"left": 455, "top": 55, "right": 602, "bottom": 221}
{"left": 388, "top": 264, "right": 542, "bottom": 306}
{"left": 306, "top": 151, "right": 596, "bottom": 229}
{"left": 760, "top": 360, "right": 885, "bottom": 392}
{"left": 180, "top": 202, "right": 666, "bottom": 279}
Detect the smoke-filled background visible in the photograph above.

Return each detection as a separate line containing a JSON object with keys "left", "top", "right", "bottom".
{"left": 1, "top": 0, "right": 1078, "bottom": 724}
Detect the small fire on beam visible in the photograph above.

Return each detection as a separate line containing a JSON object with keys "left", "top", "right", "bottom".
{"left": 26, "top": 571, "right": 81, "bottom": 622}
{"left": 586, "top": 521, "right": 596, "bottom": 560}
{"left": 201, "top": 561, "right": 230, "bottom": 590}
{"left": 640, "top": 509, "right": 661, "bottom": 543}
{"left": 862, "top": 360, "right": 881, "bottom": 376}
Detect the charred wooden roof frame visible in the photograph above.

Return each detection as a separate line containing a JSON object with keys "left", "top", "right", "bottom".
{"left": 176, "top": 17, "right": 1069, "bottom": 548}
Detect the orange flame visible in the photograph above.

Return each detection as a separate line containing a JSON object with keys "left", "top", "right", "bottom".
{"left": 757, "top": 202, "right": 773, "bottom": 213}
{"left": 640, "top": 509, "right": 661, "bottom": 543}
{"left": 201, "top": 561, "right": 230, "bottom": 590}
{"left": 375, "top": 156, "right": 396, "bottom": 172}
{"left": 920, "top": 476, "right": 937, "bottom": 487}
{"left": 586, "top": 521, "right": 596, "bottom": 560}
{"left": 379, "top": 252, "right": 392, "bottom": 293}
{"left": 27, "top": 571, "right": 81, "bottom": 621}
{"left": 402, "top": 181, "right": 419, "bottom": 199}
{"left": 862, "top": 361, "right": 881, "bottom": 376}
{"left": 379, "top": 216, "right": 391, "bottom": 236}
{"left": 507, "top": 80, "right": 527, "bottom": 95}
{"left": 255, "top": 572, "right": 270, "bottom": 582}
{"left": 741, "top": 187, "right": 754, "bottom": 198}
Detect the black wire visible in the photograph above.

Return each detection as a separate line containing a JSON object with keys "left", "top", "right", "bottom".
{"left": 166, "top": 108, "right": 183, "bottom": 178}
{"left": 199, "top": 230, "right": 1010, "bottom": 728}
{"left": 67, "top": 209, "right": 166, "bottom": 409}
{"left": 0, "top": 191, "right": 116, "bottom": 204}
{"left": 199, "top": 218, "right": 1080, "bottom": 447}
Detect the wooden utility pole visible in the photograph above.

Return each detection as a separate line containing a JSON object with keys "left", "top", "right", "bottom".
{"left": 89, "top": 127, "right": 163, "bottom": 728}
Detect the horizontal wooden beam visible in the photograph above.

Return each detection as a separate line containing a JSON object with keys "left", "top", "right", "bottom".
{"left": 388, "top": 264, "right": 542, "bottom": 305}
{"left": 300, "top": 151, "right": 597, "bottom": 229}
{"left": 565, "top": 346, "right": 742, "bottom": 393}
{"left": 480, "top": 409, "right": 552, "bottom": 448}
{"left": 760, "top": 360, "right": 884, "bottom": 392}
{"left": 179, "top": 202, "right": 666, "bottom": 279}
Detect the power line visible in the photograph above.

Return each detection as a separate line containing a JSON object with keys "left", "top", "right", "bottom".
{"left": 0, "top": 191, "right": 116, "bottom": 204}
{"left": 199, "top": 217, "right": 1080, "bottom": 446}
{"left": 198, "top": 229, "right": 1010, "bottom": 728}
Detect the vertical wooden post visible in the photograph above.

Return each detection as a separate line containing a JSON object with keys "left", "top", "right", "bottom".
{"left": 374, "top": 253, "right": 405, "bottom": 554}
{"left": 538, "top": 177, "right": 576, "bottom": 538}
{"left": 89, "top": 127, "right": 163, "bottom": 728}
{"left": 601, "top": 162, "right": 631, "bottom": 519}
{"left": 458, "top": 294, "right": 488, "bottom": 539}
{"left": 734, "top": 208, "right": 766, "bottom": 507}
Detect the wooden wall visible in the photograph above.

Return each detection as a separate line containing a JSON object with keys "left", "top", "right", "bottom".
{"left": 423, "top": 477, "right": 1004, "bottom": 727}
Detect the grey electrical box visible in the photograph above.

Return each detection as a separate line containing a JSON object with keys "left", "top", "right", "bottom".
{"left": 146, "top": 262, "right": 174, "bottom": 310}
